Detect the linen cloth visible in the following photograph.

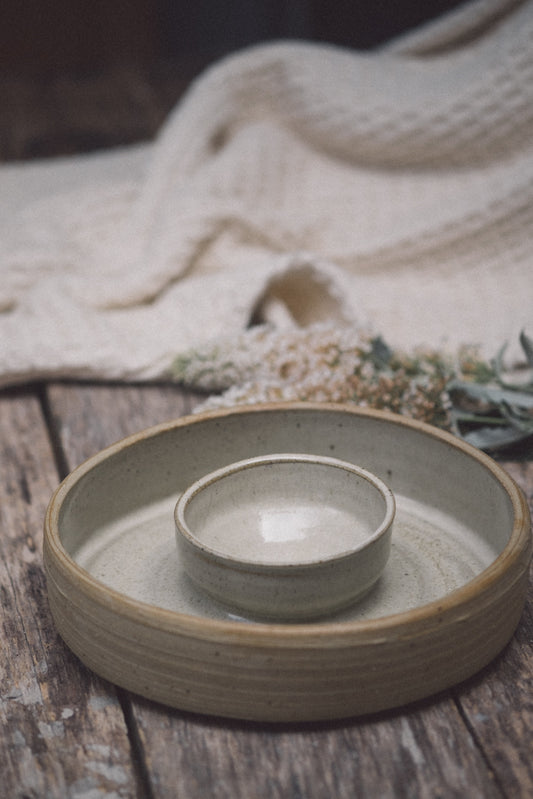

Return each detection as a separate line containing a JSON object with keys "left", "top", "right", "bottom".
{"left": 1, "top": 0, "right": 532, "bottom": 387}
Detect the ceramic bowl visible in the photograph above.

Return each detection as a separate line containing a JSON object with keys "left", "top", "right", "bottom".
{"left": 44, "top": 404, "right": 532, "bottom": 722}
{"left": 174, "top": 453, "right": 395, "bottom": 620}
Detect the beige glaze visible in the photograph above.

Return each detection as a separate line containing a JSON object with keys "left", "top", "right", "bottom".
{"left": 175, "top": 454, "right": 395, "bottom": 620}
{"left": 43, "top": 404, "right": 532, "bottom": 722}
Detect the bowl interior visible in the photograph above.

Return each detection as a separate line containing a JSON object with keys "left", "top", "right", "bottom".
{"left": 57, "top": 405, "right": 521, "bottom": 623}
{"left": 179, "top": 455, "right": 392, "bottom": 566}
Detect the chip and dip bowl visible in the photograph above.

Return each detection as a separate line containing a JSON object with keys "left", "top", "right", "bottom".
{"left": 43, "top": 403, "right": 532, "bottom": 722}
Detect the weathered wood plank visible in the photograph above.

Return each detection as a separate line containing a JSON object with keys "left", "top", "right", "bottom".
{"left": 131, "top": 698, "right": 502, "bottom": 799}
{"left": 0, "top": 390, "right": 141, "bottom": 798}
{"left": 45, "top": 382, "right": 200, "bottom": 465}
{"left": 44, "top": 382, "right": 523, "bottom": 798}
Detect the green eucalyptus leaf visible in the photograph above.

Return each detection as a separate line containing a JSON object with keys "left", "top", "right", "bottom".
{"left": 499, "top": 401, "right": 533, "bottom": 432}
{"left": 370, "top": 336, "right": 393, "bottom": 369}
{"left": 448, "top": 380, "right": 533, "bottom": 409}
{"left": 485, "top": 332, "right": 533, "bottom": 391}
{"left": 491, "top": 342, "right": 508, "bottom": 384}
{"left": 519, "top": 330, "right": 533, "bottom": 369}
{"left": 459, "top": 424, "right": 533, "bottom": 450}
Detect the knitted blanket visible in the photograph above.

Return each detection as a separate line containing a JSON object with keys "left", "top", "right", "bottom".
{"left": 1, "top": 0, "right": 532, "bottom": 389}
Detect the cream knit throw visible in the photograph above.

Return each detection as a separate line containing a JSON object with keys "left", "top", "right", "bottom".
{"left": 1, "top": 0, "right": 532, "bottom": 388}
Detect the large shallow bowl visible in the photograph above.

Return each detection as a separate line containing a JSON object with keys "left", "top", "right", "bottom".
{"left": 43, "top": 403, "right": 531, "bottom": 722}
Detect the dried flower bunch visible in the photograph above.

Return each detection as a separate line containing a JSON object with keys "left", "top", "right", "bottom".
{"left": 170, "top": 326, "right": 533, "bottom": 452}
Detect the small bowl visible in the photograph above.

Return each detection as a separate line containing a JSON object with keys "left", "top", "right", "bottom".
{"left": 175, "top": 454, "right": 395, "bottom": 620}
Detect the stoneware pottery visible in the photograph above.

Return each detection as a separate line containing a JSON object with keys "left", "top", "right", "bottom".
{"left": 43, "top": 403, "right": 532, "bottom": 722}
{"left": 174, "top": 453, "right": 395, "bottom": 620}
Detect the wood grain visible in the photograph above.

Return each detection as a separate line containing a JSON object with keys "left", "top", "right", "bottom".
{"left": 44, "top": 382, "right": 532, "bottom": 798}
{"left": 131, "top": 698, "right": 502, "bottom": 799}
{"left": 0, "top": 390, "right": 140, "bottom": 798}
{"left": 45, "top": 382, "right": 201, "bottom": 465}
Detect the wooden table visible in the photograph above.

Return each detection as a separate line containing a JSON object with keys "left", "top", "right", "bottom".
{"left": 1, "top": 65, "right": 532, "bottom": 799}
{"left": 1, "top": 380, "right": 531, "bottom": 798}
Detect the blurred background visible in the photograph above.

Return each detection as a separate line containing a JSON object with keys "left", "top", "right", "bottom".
{"left": 0, "top": 0, "right": 466, "bottom": 160}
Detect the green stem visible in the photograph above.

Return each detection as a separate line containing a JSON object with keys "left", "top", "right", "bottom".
{"left": 452, "top": 413, "right": 510, "bottom": 426}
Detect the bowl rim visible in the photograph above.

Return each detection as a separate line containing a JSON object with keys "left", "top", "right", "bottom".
{"left": 174, "top": 452, "right": 396, "bottom": 570}
{"left": 44, "top": 402, "right": 532, "bottom": 648}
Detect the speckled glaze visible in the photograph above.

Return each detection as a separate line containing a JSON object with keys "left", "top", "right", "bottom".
{"left": 43, "top": 403, "right": 532, "bottom": 722}
{"left": 175, "top": 454, "right": 395, "bottom": 620}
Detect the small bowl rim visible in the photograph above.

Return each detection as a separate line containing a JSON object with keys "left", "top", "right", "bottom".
{"left": 174, "top": 452, "right": 396, "bottom": 571}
